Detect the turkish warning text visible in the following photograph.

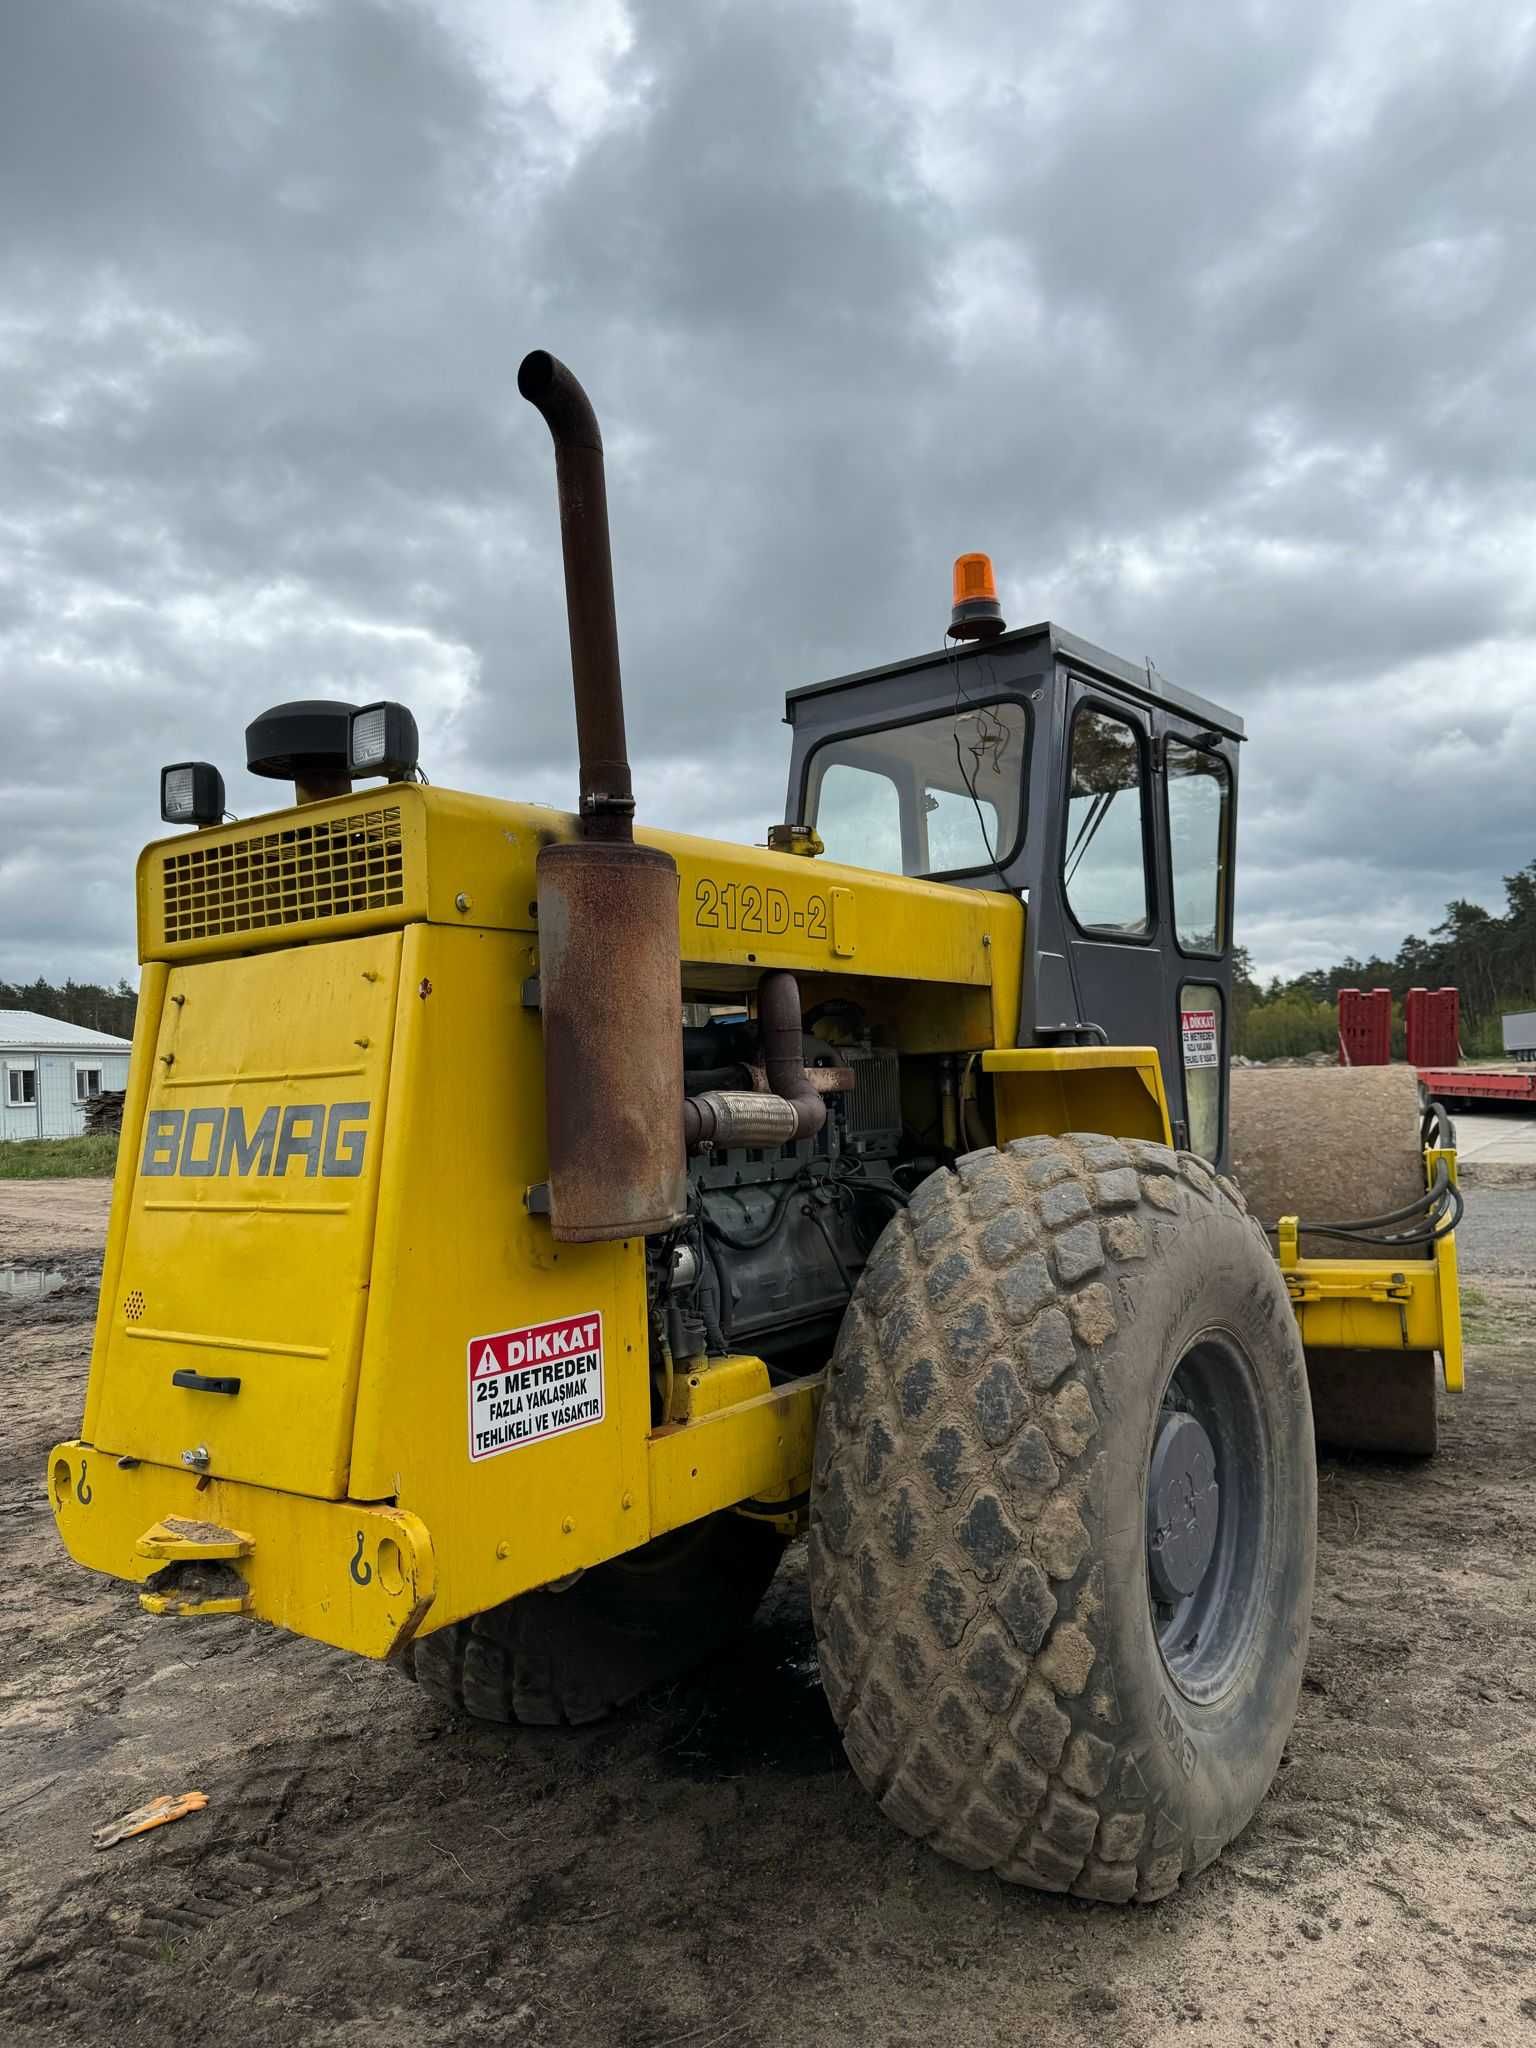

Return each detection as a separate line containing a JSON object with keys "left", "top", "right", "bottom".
{"left": 467, "top": 1311, "right": 604, "bottom": 1462}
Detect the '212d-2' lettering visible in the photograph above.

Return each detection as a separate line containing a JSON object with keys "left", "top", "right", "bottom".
{"left": 695, "top": 879, "right": 827, "bottom": 938}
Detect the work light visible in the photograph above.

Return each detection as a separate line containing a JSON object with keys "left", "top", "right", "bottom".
{"left": 348, "top": 701, "right": 419, "bottom": 780}
{"left": 159, "top": 761, "right": 226, "bottom": 827}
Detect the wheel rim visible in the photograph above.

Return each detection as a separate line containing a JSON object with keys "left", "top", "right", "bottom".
{"left": 1146, "top": 1331, "right": 1273, "bottom": 1705}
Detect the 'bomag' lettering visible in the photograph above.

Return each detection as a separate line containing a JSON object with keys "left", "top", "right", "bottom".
{"left": 140, "top": 1103, "right": 370, "bottom": 1179}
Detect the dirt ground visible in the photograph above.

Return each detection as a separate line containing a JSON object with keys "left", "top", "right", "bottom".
{"left": 2, "top": 1176, "right": 1535, "bottom": 2048}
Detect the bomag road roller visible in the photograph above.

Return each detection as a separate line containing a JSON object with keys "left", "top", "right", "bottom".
{"left": 49, "top": 351, "right": 1463, "bottom": 1903}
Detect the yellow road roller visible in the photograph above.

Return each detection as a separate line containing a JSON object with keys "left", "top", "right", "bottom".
{"left": 49, "top": 351, "right": 1461, "bottom": 1902}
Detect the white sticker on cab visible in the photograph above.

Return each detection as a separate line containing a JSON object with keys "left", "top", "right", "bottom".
{"left": 467, "top": 1311, "right": 604, "bottom": 1462}
{"left": 1181, "top": 1008, "right": 1219, "bottom": 1069}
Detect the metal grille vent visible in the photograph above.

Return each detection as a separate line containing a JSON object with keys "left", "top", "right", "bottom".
{"left": 162, "top": 808, "right": 405, "bottom": 943}
{"left": 845, "top": 1046, "right": 902, "bottom": 1149}
{"left": 123, "top": 1289, "right": 145, "bottom": 1322}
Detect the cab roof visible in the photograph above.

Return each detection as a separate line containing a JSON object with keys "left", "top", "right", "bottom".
{"left": 785, "top": 620, "right": 1245, "bottom": 743}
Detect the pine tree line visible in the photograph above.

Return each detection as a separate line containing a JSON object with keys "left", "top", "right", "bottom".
{"left": 1234, "top": 861, "right": 1536, "bottom": 1059}
{"left": 0, "top": 978, "right": 139, "bottom": 1040}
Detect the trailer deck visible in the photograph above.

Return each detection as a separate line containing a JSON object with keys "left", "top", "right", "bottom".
{"left": 1418, "top": 1066, "right": 1536, "bottom": 1105}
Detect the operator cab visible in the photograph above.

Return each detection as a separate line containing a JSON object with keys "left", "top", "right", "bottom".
{"left": 784, "top": 621, "right": 1243, "bottom": 1169}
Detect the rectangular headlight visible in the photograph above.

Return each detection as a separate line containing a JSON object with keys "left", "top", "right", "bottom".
{"left": 351, "top": 705, "right": 389, "bottom": 769}
{"left": 347, "top": 700, "right": 419, "bottom": 779}
{"left": 160, "top": 761, "right": 225, "bottom": 827}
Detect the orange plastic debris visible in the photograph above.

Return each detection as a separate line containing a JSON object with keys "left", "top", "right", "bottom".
{"left": 92, "top": 1790, "right": 209, "bottom": 1850}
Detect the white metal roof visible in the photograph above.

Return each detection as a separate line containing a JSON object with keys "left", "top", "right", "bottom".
{"left": 0, "top": 1009, "right": 132, "bottom": 1051}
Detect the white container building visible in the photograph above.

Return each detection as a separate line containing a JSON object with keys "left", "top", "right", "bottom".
{"left": 0, "top": 1010, "right": 132, "bottom": 1141}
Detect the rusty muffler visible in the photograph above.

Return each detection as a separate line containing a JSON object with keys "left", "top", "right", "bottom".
{"left": 521, "top": 350, "right": 687, "bottom": 1243}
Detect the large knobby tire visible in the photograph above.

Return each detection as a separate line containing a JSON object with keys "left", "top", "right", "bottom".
{"left": 409, "top": 1513, "right": 785, "bottom": 1726}
{"left": 809, "top": 1134, "right": 1317, "bottom": 1903}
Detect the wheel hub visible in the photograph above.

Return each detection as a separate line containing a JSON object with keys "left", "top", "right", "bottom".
{"left": 1147, "top": 1409, "right": 1220, "bottom": 1602}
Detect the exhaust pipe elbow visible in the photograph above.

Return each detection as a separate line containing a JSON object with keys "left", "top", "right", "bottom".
{"left": 759, "top": 971, "right": 828, "bottom": 1141}
{"left": 683, "top": 971, "right": 827, "bottom": 1155}
{"left": 518, "top": 347, "right": 634, "bottom": 841}
{"left": 517, "top": 349, "right": 603, "bottom": 453}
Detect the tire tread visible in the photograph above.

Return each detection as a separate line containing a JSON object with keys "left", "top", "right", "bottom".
{"left": 811, "top": 1135, "right": 1296, "bottom": 1901}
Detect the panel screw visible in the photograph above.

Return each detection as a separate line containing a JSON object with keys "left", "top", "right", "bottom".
{"left": 561, "top": 1516, "right": 575, "bottom": 1535}
{"left": 180, "top": 1445, "right": 210, "bottom": 1470}
{"left": 621, "top": 1492, "right": 633, "bottom": 1511}
{"left": 495, "top": 1540, "right": 510, "bottom": 1560}
{"left": 455, "top": 892, "right": 471, "bottom": 913}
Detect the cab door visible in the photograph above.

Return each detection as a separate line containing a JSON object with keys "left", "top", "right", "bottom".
{"left": 1156, "top": 722, "right": 1237, "bottom": 1167}
{"left": 1055, "top": 682, "right": 1238, "bottom": 1171}
{"left": 1058, "top": 683, "right": 1173, "bottom": 1097}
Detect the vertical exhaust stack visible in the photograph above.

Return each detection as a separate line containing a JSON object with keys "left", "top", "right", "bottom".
{"left": 519, "top": 350, "right": 688, "bottom": 1244}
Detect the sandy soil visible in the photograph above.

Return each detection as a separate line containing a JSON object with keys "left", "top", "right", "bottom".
{"left": 2, "top": 1178, "right": 1535, "bottom": 2048}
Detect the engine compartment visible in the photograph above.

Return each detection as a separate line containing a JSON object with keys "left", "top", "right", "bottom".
{"left": 647, "top": 1012, "right": 917, "bottom": 1398}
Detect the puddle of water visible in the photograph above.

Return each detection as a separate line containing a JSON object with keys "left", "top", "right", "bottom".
{"left": 0, "top": 1265, "right": 68, "bottom": 1302}
{"left": 660, "top": 1626, "right": 845, "bottom": 1782}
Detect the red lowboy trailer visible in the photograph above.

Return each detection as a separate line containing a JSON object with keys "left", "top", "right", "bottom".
{"left": 1418, "top": 1066, "right": 1536, "bottom": 1106}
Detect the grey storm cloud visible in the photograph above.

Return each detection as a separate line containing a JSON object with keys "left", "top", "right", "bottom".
{"left": 2, "top": 0, "right": 1534, "bottom": 985}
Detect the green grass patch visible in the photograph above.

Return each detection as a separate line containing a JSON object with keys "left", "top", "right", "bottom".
{"left": 0, "top": 1133, "right": 119, "bottom": 1180}
{"left": 1459, "top": 1282, "right": 1531, "bottom": 1344}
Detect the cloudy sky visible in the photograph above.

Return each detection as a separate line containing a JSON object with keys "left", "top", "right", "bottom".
{"left": 3, "top": 0, "right": 1534, "bottom": 988}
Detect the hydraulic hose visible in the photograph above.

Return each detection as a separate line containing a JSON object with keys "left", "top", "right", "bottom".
{"left": 1265, "top": 1157, "right": 1463, "bottom": 1247}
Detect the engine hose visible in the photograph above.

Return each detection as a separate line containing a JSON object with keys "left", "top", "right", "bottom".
{"left": 697, "top": 1230, "right": 731, "bottom": 1352}
{"left": 700, "top": 1172, "right": 807, "bottom": 1252}
{"left": 658, "top": 1328, "right": 675, "bottom": 1419}
{"left": 802, "top": 1197, "right": 856, "bottom": 1294}
{"left": 831, "top": 1158, "right": 909, "bottom": 1209}
{"left": 961, "top": 1051, "right": 990, "bottom": 1152}
{"left": 741, "top": 1489, "right": 811, "bottom": 1514}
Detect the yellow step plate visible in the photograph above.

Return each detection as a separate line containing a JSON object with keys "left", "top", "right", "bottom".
{"left": 136, "top": 1515, "right": 255, "bottom": 1562}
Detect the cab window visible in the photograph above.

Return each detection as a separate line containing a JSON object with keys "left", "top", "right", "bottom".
{"left": 806, "top": 702, "right": 1027, "bottom": 878}
{"left": 812, "top": 763, "right": 903, "bottom": 874}
{"left": 1181, "top": 983, "right": 1224, "bottom": 1160}
{"left": 1063, "top": 706, "right": 1150, "bottom": 935}
{"left": 1166, "top": 738, "right": 1231, "bottom": 955}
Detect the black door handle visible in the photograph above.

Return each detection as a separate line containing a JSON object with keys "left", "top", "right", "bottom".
{"left": 171, "top": 1369, "right": 242, "bottom": 1396}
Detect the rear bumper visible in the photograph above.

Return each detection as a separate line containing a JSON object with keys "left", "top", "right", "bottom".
{"left": 47, "top": 1367, "right": 822, "bottom": 1659}
{"left": 46, "top": 1443, "right": 435, "bottom": 1659}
